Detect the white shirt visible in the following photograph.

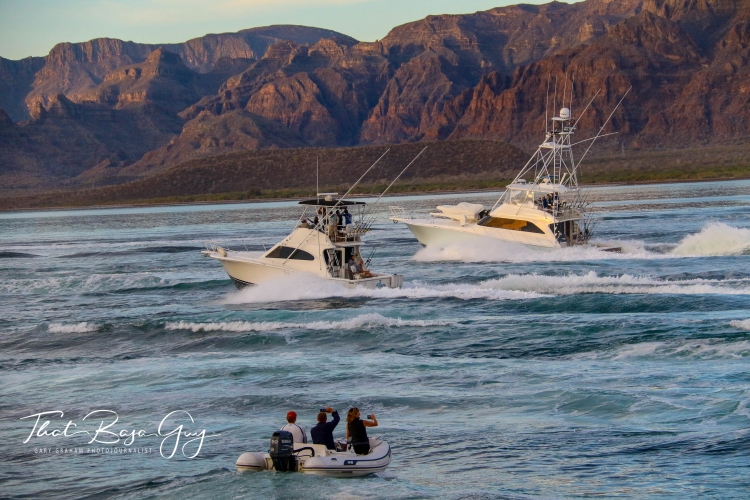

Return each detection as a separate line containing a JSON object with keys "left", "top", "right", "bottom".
{"left": 280, "top": 423, "right": 307, "bottom": 443}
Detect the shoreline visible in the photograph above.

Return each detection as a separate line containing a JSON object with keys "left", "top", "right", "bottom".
{"left": 2, "top": 175, "right": 749, "bottom": 214}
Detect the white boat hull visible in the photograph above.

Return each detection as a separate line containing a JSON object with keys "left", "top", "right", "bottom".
{"left": 236, "top": 439, "right": 392, "bottom": 477}
{"left": 210, "top": 252, "right": 403, "bottom": 289}
{"left": 401, "top": 218, "right": 559, "bottom": 249}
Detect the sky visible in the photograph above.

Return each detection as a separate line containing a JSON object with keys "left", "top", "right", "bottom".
{"left": 0, "top": 0, "right": 566, "bottom": 60}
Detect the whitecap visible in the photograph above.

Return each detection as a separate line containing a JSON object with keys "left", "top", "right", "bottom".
{"left": 48, "top": 322, "right": 98, "bottom": 333}
{"left": 730, "top": 319, "right": 750, "bottom": 331}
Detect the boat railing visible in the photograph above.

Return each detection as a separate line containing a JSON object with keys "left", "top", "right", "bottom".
{"left": 389, "top": 206, "right": 412, "bottom": 220}
{"left": 203, "top": 241, "right": 220, "bottom": 252}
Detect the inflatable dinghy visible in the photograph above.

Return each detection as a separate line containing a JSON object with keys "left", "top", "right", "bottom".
{"left": 237, "top": 430, "right": 391, "bottom": 477}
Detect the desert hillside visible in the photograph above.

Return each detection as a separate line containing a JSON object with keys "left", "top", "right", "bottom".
{"left": 1, "top": 0, "right": 749, "bottom": 205}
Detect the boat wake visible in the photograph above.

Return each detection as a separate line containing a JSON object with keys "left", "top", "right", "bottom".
{"left": 221, "top": 274, "right": 544, "bottom": 304}
{"left": 220, "top": 269, "right": 750, "bottom": 305}
{"left": 411, "top": 222, "right": 750, "bottom": 262}
{"left": 671, "top": 222, "right": 750, "bottom": 256}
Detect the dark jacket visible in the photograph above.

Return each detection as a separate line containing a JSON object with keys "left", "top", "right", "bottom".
{"left": 347, "top": 417, "right": 368, "bottom": 445}
{"left": 311, "top": 411, "right": 340, "bottom": 449}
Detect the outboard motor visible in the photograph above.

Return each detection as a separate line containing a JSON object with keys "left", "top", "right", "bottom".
{"left": 269, "top": 431, "right": 296, "bottom": 472}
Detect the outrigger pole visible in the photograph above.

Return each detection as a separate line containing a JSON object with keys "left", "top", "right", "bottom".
{"left": 574, "top": 86, "right": 631, "bottom": 171}
{"left": 361, "top": 147, "right": 428, "bottom": 225}
{"left": 334, "top": 148, "right": 391, "bottom": 207}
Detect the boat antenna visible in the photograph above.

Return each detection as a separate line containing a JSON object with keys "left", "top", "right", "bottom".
{"left": 553, "top": 76, "right": 558, "bottom": 121}
{"left": 569, "top": 72, "right": 575, "bottom": 116}
{"left": 562, "top": 73, "right": 568, "bottom": 113}
{"left": 575, "top": 86, "right": 631, "bottom": 171}
{"left": 316, "top": 156, "right": 319, "bottom": 201}
{"left": 545, "top": 75, "right": 550, "bottom": 135}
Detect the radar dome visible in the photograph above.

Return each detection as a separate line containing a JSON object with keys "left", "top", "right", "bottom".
{"left": 559, "top": 108, "right": 571, "bottom": 120}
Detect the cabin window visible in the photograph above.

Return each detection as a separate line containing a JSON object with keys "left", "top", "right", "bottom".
{"left": 265, "top": 246, "right": 315, "bottom": 261}
{"left": 479, "top": 217, "right": 545, "bottom": 234}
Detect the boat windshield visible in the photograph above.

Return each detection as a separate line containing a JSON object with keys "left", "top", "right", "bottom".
{"left": 479, "top": 217, "right": 545, "bottom": 234}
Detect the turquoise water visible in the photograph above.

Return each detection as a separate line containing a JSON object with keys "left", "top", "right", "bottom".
{"left": 1, "top": 180, "right": 750, "bottom": 499}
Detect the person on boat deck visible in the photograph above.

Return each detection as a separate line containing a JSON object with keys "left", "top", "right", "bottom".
{"left": 311, "top": 407, "right": 340, "bottom": 450}
{"left": 313, "top": 216, "right": 320, "bottom": 229}
{"left": 326, "top": 210, "right": 337, "bottom": 239}
{"left": 280, "top": 411, "right": 307, "bottom": 444}
{"left": 349, "top": 255, "right": 362, "bottom": 278}
{"left": 346, "top": 407, "right": 377, "bottom": 455}
{"left": 356, "top": 255, "right": 374, "bottom": 278}
{"left": 342, "top": 208, "right": 352, "bottom": 226}
{"left": 542, "top": 196, "right": 549, "bottom": 210}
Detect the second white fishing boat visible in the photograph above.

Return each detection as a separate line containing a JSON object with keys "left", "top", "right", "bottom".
{"left": 390, "top": 87, "right": 629, "bottom": 252}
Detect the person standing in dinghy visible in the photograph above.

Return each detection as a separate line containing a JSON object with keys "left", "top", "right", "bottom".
{"left": 280, "top": 411, "right": 307, "bottom": 444}
{"left": 346, "top": 408, "right": 377, "bottom": 455}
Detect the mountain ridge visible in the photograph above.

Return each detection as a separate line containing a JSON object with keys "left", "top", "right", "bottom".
{"left": 1, "top": 0, "right": 749, "bottom": 200}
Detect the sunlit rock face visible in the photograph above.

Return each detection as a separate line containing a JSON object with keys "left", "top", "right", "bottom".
{"left": 1, "top": 0, "right": 749, "bottom": 190}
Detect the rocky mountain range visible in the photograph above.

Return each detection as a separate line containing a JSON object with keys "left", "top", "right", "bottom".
{"left": 1, "top": 0, "right": 748, "bottom": 195}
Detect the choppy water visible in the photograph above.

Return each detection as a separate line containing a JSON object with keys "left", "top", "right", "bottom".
{"left": 1, "top": 180, "right": 750, "bottom": 499}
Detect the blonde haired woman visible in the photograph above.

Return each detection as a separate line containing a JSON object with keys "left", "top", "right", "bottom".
{"left": 346, "top": 407, "right": 378, "bottom": 455}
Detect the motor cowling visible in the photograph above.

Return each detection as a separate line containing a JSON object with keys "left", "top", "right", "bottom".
{"left": 269, "top": 430, "right": 296, "bottom": 472}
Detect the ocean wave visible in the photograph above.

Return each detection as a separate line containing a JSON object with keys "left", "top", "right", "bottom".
{"left": 221, "top": 275, "right": 544, "bottom": 304}
{"left": 480, "top": 271, "right": 750, "bottom": 296}
{"left": 730, "top": 319, "right": 750, "bottom": 331}
{"left": 567, "top": 338, "right": 750, "bottom": 361}
{"left": 609, "top": 339, "right": 750, "bottom": 360}
{"left": 1, "top": 274, "right": 161, "bottom": 294}
{"left": 47, "top": 322, "right": 98, "bottom": 333}
{"left": 671, "top": 222, "right": 750, "bottom": 256}
{"left": 165, "top": 313, "right": 453, "bottom": 333}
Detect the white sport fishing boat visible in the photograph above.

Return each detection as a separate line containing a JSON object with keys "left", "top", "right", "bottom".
{"left": 236, "top": 431, "right": 391, "bottom": 477}
{"left": 203, "top": 148, "right": 427, "bottom": 288}
{"left": 390, "top": 88, "right": 629, "bottom": 251}
{"left": 203, "top": 194, "right": 403, "bottom": 289}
